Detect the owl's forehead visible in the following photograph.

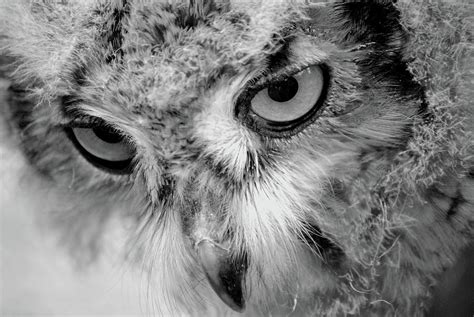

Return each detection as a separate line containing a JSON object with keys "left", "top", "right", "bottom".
{"left": 74, "top": 0, "right": 303, "bottom": 113}
{"left": 115, "top": 0, "right": 298, "bottom": 57}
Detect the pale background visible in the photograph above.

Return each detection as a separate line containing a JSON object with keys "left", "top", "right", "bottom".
{"left": 0, "top": 77, "right": 146, "bottom": 317}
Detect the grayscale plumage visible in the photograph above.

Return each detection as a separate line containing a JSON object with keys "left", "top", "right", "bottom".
{"left": 0, "top": 0, "right": 473, "bottom": 316}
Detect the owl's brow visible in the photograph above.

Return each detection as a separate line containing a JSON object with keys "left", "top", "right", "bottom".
{"left": 60, "top": 95, "right": 88, "bottom": 120}
{"left": 267, "top": 36, "right": 293, "bottom": 71}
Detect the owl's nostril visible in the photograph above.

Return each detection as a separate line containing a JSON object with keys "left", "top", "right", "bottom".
{"left": 195, "top": 239, "right": 247, "bottom": 312}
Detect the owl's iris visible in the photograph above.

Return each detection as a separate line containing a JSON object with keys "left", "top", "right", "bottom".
{"left": 65, "top": 121, "right": 135, "bottom": 175}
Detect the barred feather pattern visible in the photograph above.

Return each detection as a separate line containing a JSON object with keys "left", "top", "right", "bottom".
{"left": 0, "top": 0, "right": 472, "bottom": 316}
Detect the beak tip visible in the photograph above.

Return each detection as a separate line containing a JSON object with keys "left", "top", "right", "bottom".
{"left": 217, "top": 290, "right": 246, "bottom": 313}
{"left": 196, "top": 239, "right": 247, "bottom": 313}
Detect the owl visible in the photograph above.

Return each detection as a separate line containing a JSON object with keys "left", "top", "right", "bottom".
{"left": 0, "top": 0, "right": 473, "bottom": 316}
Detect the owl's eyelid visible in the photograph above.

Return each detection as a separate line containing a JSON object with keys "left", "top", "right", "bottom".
{"left": 60, "top": 108, "right": 118, "bottom": 130}
{"left": 60, "top": 114, "right": 134, "bottom": 143}
{"left": 59, "top": 107, "right": 138, "bottom": 153}
{"left": 60, "top": 114, "right": 106, "bottom": 129}
{"left": 252, "top": 63, "right": 326, "bottom": 90}
{"left": 61, "top": 114, "right": 138, "bottom": 152}
{"left": 61, "top": 96, "right": 114, "bottom": 128}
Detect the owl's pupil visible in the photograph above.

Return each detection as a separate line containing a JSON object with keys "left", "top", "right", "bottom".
{"left": 92, "top": 126, "right": 123, "bottom": 144}
{"left": 267, "top": 77, "right": 299, "bottom": 103}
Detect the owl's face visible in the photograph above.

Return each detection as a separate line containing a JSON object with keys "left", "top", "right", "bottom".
{"left": 4, "top": 0, "right": 433, "bottom": 315}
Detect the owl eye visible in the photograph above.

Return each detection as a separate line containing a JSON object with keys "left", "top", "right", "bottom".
{"left": 236, "top": 65, "right": 329, "bottom": 137}
{"left": 65, "top": 123, "right": 135, "bottom": 174}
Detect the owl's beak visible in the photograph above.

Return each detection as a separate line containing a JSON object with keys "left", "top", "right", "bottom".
{"left": 196, "top": 239, "right": 247, "bottom": 313}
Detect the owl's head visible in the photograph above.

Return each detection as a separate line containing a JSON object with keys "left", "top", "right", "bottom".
{"left": 2, "top": 0, "right": 471, "bottom": 315}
